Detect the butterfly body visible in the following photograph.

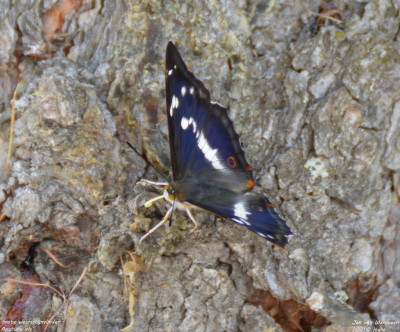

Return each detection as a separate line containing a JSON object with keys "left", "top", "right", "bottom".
{"left": 140, "top": 42, "right": 292, "bottom": 248}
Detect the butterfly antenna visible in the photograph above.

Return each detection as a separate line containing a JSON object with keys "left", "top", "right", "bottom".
{"left": 125, "top": 140, "right": 169, "bottom": 183}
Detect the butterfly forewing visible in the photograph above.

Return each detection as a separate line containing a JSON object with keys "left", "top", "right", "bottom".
{"left": 165, "top": 42, "right": 253, "bottom": 192}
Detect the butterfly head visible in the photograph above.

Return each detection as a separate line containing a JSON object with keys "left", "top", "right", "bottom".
{"left": 142, "top": 182, "right": 183, "bottom": 209}
{"left": 143, "top": 183, "right": 176, "bottom": 208}
{"left": 163, "top": 184, "right": 177, "bottom": 202}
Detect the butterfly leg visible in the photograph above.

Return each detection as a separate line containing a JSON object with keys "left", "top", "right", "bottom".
{"left": 138, "top": 206, "right": 173, "bottom": 245}
{"left": 131, "top": 192, "right": 146, "bottom": 215}
{"left": 185, "top": 208, "right": 199, "bottom": 232}
{"left": 137, "top": 179, "right": 169, "bottom": 187}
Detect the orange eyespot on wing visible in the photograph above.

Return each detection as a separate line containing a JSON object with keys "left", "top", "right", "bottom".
{"left": 227, "top": 156, "right": 237, "bottom": 168}
{"left": 246, "top": 165, "right": 253, "bottom": 171}
{"left": 267, "top": 203, "right": 275, "bottom": 208}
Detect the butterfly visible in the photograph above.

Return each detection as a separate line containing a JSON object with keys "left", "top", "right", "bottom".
{"left": 138, "top": 41, "right": 291, "bottom": 249}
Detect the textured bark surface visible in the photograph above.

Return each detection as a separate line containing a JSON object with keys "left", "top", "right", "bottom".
{"left": 1, "top": 0, "right": 399, "bottom": 331}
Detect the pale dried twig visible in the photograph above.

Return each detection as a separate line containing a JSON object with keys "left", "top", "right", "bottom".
{"left": 44, "top": 249, "right": 72, "bottom": 268}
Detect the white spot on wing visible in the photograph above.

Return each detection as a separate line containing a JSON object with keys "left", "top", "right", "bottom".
{"left": 181, "top": 117, "right": 198, "bottom": 134}
{"left": 191, "top": 119, "right": 197, "bottom": 134}
{"left": 233, "top": 202, "right": 251, "bottom": 223}
{"left": 232, "top": 217, "right": 244, "bottom": 225}
{"left": 198, "top": 132, "right": 224, "bottom": 169}
{"left": 232, "top": 217, "right": 250, "bottom": 226}
{"left": 181, "top": 86, "right": 187, "bottom": 96}
{"left": 168, "top": 69, "right": 173, "bottom": 76}
{"left": 170, "top": 95, "right": 180, "bottom": 116}
{"left": 181, "top": 117, "right": 189, "bottom": 129}
{"left": 257, "top": 232, "right": 267, "bottom": 238}
{"left": 172, "top": 95, "right": 179, "bottom": 108}
{"left": 190, "top": 87, "right": 195, "bottom": 95}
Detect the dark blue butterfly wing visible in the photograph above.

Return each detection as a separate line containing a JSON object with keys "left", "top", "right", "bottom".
{"left": 165, "top": 42, "right": 292, "bottom": 248}
{"left": 199, "top": 196, "right": 292, "bottom": 248}
{"left": 174, "top": 177, "right": 292, "bottom": 248}
{"left": 165, "top": 42, "right": 254, "bottom": 192}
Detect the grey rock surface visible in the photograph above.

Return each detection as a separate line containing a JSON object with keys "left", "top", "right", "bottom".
{"left": 1, "top": 0, "right": 399, "bottom": 331}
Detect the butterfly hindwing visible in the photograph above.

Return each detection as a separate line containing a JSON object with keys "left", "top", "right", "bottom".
{"left": 199, "top": 196, "right": 291, "bottom": 248}
{"left": 165, "top": 42, "right": 253, "bottom": 192}
{"left": 173, "top": 177, "right": 291, "bottom": 248}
